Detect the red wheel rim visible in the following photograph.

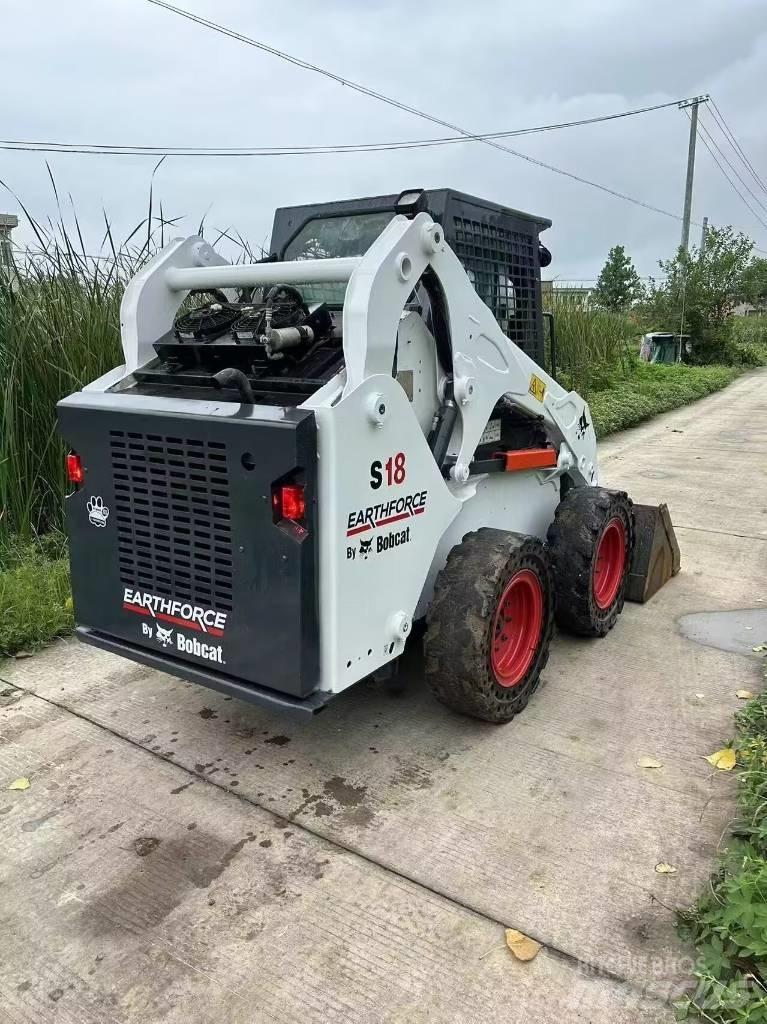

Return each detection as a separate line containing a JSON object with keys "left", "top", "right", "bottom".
{"left": 491, "top": 569, "right": 544, "bottom": 688}
{"left": 593, "top": 517, "right": 627, "bottom": 610}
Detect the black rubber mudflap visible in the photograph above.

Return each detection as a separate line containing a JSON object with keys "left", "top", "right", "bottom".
{"left": 626, "top": 503, "right": 681, "bottom": 603}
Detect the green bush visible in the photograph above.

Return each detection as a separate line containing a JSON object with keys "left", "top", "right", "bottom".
{"left": 727, "top": 318, "right": 767, "bottom": 367}
{"left": 589, "top": 363, "right": 740, "bottom": 437}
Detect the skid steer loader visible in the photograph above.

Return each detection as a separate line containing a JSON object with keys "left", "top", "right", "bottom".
{"left": 58, "top": 188, "right": 679, "bottom": 722}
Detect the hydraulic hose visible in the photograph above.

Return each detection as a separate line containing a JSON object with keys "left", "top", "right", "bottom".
{"left": 212, "top": 368, "right": 256, "bottom": 404}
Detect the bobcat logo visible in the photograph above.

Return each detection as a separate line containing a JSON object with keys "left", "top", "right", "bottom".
{"left": 156, "top": 625, "right": 174, "bottom": 647}
{"left": 576, "top": 409, "right": 590, "bottom": 440}
{"left": 87, "top": 495, "right": 109, "bottom": 528}
{"left": 359, "top": 538, "right": 373, "bottom": 559}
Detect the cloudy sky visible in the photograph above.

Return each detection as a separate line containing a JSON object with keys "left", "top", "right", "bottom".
{"left": 3, "top": 0, "right": 766, "bottom": 280}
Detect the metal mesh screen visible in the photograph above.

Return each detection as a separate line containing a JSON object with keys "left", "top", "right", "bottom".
{"left": 450, "top": 215, "right": 540, "bottom": 358}
{"left": 110, "top": 431, "right": 233, "bottom": 611}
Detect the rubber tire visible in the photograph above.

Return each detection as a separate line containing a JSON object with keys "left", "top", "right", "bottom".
{"left": 424, "top": 529, "right": 555, "bottom": 723}
{"left": 547, "top": 486, "right": 634, "bottom": 637}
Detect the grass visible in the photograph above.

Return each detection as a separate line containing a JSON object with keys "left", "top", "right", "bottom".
{"left": 0, "top": 213, "right": 140, "bottom": 541}
{"left": 0, "top": 184, "right": 261, "bottom": 543}
{"left": 550, "top": 295, "right": 636, "bottom": 395}
{"left": 676, "top": 656, "right": 767, "bottom": 1022}
{"left": 0, "top": 534, "right": 72, "bottom": 656}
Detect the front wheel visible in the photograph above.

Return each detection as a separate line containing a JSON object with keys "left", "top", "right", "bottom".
{"left": 547, "top": 486, "right": 633, "bottom": 637}
{"left": 424, "top": 529, "right": 555, "bottom": 723}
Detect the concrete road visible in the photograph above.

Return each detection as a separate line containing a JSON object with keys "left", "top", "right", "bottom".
{"left": 2, "top": 371, "right": 766, "bottom": 1023}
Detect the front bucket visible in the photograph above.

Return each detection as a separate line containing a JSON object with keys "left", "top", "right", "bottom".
{"left": 626, "top": 503, "right": 681, "bottom": 604}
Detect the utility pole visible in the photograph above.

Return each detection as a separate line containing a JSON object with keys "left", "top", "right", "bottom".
{"left": 0, "top": 213, "right": 18, "bottom": 271}
{"left": 678, "top": 95, "right": 709, "bottom": 252}
{"left": 699, "top": 216, "right": 709, "bottom": 256}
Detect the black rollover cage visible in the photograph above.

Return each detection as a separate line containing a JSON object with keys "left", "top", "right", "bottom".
{"left": 270, "top": 188, "right": 552, "bottom": 367}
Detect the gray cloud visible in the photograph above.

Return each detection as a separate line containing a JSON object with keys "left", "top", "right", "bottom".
{"left": 2, "top": 0, "right": 766, "bottom": 280}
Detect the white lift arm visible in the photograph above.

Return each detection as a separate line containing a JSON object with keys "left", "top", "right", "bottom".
{"left": 118, "top": 213, "right": 597, "bottom": 486}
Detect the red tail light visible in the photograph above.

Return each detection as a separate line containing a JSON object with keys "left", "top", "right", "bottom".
{"left": 272, "top": 482, "right": 306, "bottom": 523}
{"left": 66, "top": 453, "right": 84, "bottom": 485}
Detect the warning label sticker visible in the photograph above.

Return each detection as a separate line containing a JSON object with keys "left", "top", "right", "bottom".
{"left": 528, "top": 374, "right": 546, "bottom": 403}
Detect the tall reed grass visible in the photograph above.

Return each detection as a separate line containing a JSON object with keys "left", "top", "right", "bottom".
{"left": 0, "top": 261, "right": 123, "bottom": 538}
{"left": 0, "top": 184, "right": 264, "bottom": 541}
{"left": 0, "top": 183, "right": 165, "bottom": 539}
{"left": 548, "top": 294, "right": 639, "bottom": 395}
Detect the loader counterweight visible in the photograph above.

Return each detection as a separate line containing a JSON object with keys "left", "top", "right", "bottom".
{"left": 59, "top": 396, "right": 320, "bottom": 700}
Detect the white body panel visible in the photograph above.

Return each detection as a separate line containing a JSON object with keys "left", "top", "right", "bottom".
{"left": 107, "top": 211, "right": 601, "bottom": 696}
{"left": 309, "top": 375, "right": 460, "bottom": 692}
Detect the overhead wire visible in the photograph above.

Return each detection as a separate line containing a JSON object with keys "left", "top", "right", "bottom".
{"left": 686, "top": 109, "right": 767, "bottom": 233}
{"left": 140, "top": 0, "right": 692, "bottom": 225}
{"left": 696, "top": 111, "right": 767, "bottom": 217}
{"left": 709, "top": 99, "right": 767, "bottom": 197}
{"left": 8, "top": 0, "right": 765, "bottom": 251}
{"left": 0, "top": 98, "right": 694, "bottom": 158}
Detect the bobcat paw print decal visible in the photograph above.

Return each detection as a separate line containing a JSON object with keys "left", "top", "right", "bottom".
{"left": 87, "top": 495, "right": 110, "bottom": 528}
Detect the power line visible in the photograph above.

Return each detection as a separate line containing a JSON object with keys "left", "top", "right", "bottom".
{"left": 0, "top": 99, "right": 692, "bottom": 158}
{"left": 142, "top": 0, "right": 691, "bottom": 225}
{"left": 687, "top": 109, "right": 767, "bottom": 232}
{"left": 697, "top": 110, "right": 767, "bottom": 217}
{"left": 695, "top": 126, "right": 767, "bottom": 232}
{"left": 709, "top": 100, "right": 767, "bottom": 197}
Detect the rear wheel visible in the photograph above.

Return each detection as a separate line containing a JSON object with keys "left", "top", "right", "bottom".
{"left": 547, "top": 486, "right": 633, "bottom": 637}
{"left": 424, "top": 529, "right": 555, "bottom": 723}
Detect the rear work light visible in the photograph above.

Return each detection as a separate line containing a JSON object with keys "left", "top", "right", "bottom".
{"left": 66, "top": 452, "right": 84, "bottom": 485}
{"left": 272, "top": 482, "right": 306, "bottom": 524}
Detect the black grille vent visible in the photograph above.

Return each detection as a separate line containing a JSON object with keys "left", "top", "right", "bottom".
{"left": 451, "top": 216, "right": 539, "bottom": 356}
{"left": 110, "top": 431, "right": 233, "bottom": 611}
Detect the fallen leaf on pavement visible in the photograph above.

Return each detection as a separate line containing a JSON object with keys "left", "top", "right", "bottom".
{"left": 636, "top": 757, "right": 663, "bottom": 769}
{"left": 704, "top": 748, "right": 737, "bottom": 771}
{"left": 8, "top": 777, "right": 30, "bottom": 791}
{"left": 505, "top": 929, "right": 541, "bottom": 962}
{"left": 655, "top": 863, "right": 677, "bottom": 874}
{"left": 736, "top": 690, "right": 754, "bottom": 700}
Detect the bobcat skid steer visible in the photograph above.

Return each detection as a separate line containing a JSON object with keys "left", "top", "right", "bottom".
{"left": 58, "top": 188, "right": 679, "bottom": 722}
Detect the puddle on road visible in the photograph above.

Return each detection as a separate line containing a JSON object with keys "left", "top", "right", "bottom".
{"left": 678, "top": 608, "right": 767, "bottom": 657}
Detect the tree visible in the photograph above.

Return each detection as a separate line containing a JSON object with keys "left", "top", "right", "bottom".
{"left": 740, "top": 257, "right": 767, "bottom": 309}
{"left": 641, "top": 226, "right": 754, "bottom": 362}
{"left": 593, "top": 245, "right": 643, "bottom": 312}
